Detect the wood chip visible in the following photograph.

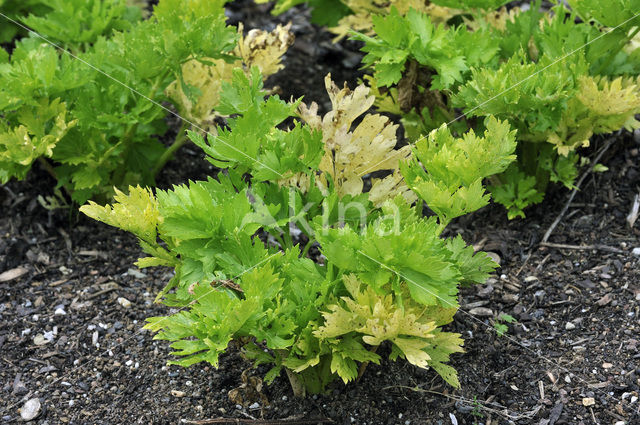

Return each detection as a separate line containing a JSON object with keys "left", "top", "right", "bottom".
{"left": 627, "top": 193, "right": 639, "bottom": 228}
{"left": 596, "top": 294, "right": 612, "bottom": 306}
{"left": 0, "top": 266, "right": 28, "bottom": 282}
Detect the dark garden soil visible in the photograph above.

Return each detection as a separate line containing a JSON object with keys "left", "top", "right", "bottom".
{"left": 1, "top": 2, "right": 640, "bottom": 424}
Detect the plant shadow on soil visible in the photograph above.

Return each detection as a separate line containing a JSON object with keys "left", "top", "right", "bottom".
{"left": 1, "top": 2, "right": 640, "bottom": 424}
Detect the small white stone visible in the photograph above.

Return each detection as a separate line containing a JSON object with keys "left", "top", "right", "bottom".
{"left": 54, "top": 307, "right": 66, "bottom": 315}
{"left": 117, "top": 297, "right": 132, "bottom": 308}
{"left": 68, "top": 400, "right": 75, "bottom": 407}
{"left": 20, "top": 398, "right": 41, "bottom": 421}
{"left": 249, "top": 402, "right": 260, "bottom": 409}
{"left": 565, "top": 322, "right": 576, "bottom": 330}
{"left": 22, "top": 328, "right": 31, "bottom": 336}
{"left": 126, "top": 360, "right": 133, "bottom": 367}
{"left": 631, "top": 396, "right": 638, "bottom": 404}
{"left": 631, "top": 247, "right": 640, "bottom": 256}
{"left": 33, "top": 334, "right": 49, "bottom": 346}
{"left": 171, "top": 390, "right": 186, "bottom": 397}
{"left": 92, "top": 331, "right": 99, "bottom": 346}
{"left": 134, "top": 362, "right": 139, "bottom": 369}
{"left": 127, "top": 268, "right": 147, "bottom": 279}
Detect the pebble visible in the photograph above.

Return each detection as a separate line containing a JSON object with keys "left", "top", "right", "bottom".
{"left": 54, "top": 307, "right": 66, "bottom": 315}
{"left": 92, "top": 331, "right": 99, "bottom": 346}
{"left": 477, "top": 285, "right": 494, "bottom": 298}
{"left": 486, "top": 251, "right": 501, "bottom": 265}
{"left": 117, "top": 297, "right": 132, "bottom": 308}
{"left": 249, "top": 402, "right": 260, "bottom": 409}
{"left": 127, "top": 268, "right": 147, "bottom": 279}
{"left": 468, "top": 307, "right": 493, "bottom": 317}
{"left": 565, "top": 322, "right": 576, "bottom": 330}
{"left": 632, "top": 247, "right": 640, "bottom": 257}
{"left": 171, "top": 390, "right": 186, "bottom": 397}
{"left": 13, "top": 375, "right": 28, "bottom": 395}
{"left": 582, "top": 397, "right": 595, "bottom": 406}
{"left": 33, "top": 334, "right": 49, "bottom": 345}
{"left": 20, "top": 398, "right": 41, "bottom": 421}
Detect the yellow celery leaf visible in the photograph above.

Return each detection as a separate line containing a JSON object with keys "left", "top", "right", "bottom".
{"left": 329, "top": 0, "right": 459, "bottom": 40}
{"left": 236, "top": 22, "right": 294, "bottom": 78}
{"left": 314, "top": 275, "right": 440, "bottom": 368}
{"left": 298, "top": 75, "right": 411, "bottom": 201}
{"left": 165, "top": 24, "right": 294, "bottom": 125}
{"left": 165, "top": 57, "right": 237, "bottom": 125}
{"left": 369, "top": 170, "right": 417, "bottom": 208}
{"left": 464, "top": 6, "right": 521, "bottom": 31}
{"left": 80, "top": 186, "right": 160, "bottom": 243}
{"left": 548, "top": 75, "right": 640, "bottom": 155}
{"left": 277, "top": 172, "right": 311, "bottom": 193}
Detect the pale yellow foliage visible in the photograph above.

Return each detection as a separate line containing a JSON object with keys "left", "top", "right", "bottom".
{"left": 165, "top": 23, "right": 294, "bottom": 125}
{"left": 329, "top": 0, "right": 459, "bottom": 41}
{"left": 277, "top": 172, "right": 311, "bottom": 193}
{"left": 548, "top": 75, "right": 640, "bottom": 155}
{"left": 165, "top": 58, "right": 234, "bottom": 126}
{"left": 80, "top": 186, "right": 160, "bottom": 243}
{"left": 314, "top": 274, "right": 438, "bottom": 368}
{"left": 236, "top": 23, "right": 294, "bottom": 77}
{"left": 297, "top": 75, "right": 415, "bottom": 205}
{"left": 465, "top": 6, "right": 520, "bottom": 32}
{"left": 362, "top": 75, "right": 402, "bottom": 115}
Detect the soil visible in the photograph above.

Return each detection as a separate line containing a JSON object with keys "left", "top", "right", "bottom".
{"left": 1, "top": 2, "right": 640, "bottom": 425}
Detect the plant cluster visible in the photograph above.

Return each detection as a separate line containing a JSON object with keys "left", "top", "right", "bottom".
{"left": 0, "top": 0, "right": 292, "bottom": 203}
{"left": 3, "top": 0, "right": 639, "bottom": 399}
{"left": 266, "top": 0, "right": 640, "bottom": 218}
{"left": 82, "top": 70, "right": 517, "bottom": 395}
{"left": 351, "top": 0, "right": 640, "bottom": 218}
